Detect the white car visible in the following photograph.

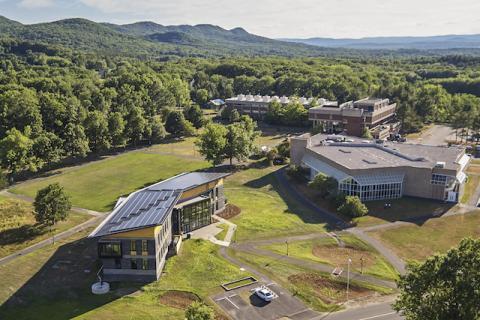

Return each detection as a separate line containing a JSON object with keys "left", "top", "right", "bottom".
{"left": 254, "top": 287, "right": 275, "bottom": 302}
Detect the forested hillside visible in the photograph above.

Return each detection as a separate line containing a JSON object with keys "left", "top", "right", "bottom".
{"left": 0, "top": 16, "right": 330, "bottom": 58}
{"left": 1, "top": 35, "right": 480, "bottom": 180}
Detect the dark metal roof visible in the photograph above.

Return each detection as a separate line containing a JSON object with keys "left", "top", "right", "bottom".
{"left": 88, "top": 172, "right": 230, "bottom": 238}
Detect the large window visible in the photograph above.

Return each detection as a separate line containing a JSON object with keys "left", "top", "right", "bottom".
{"left": 141, "top": 240, "right": 148, "bottom": 256}
{"left": 431, "top": 174, "right": 454, "bottom": 187}
{"left": 180, "top": 198, "right": 212, "bottom": 233}
{"left": 130, "top": 240, "right": 137, "bottom": 255}
{"left": 339, "top": 177, "right": 402, "bottom": 201}
{"left": 98, "top": 242, "right": 121, "bottom": 258}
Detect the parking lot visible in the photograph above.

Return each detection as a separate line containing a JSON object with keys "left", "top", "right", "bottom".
{"left": 213, "top": 282, "right": 319, "bottom": 320}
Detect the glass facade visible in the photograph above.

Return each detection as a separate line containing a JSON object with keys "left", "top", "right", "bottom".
{"left": 179, "top": 198, "right": 212, "bottom": 233}
{"left": 98, "top": 242, "right": 121, "bottom": 258}
{"left": 339, "top": 177, "right": 403, "bottom": 201}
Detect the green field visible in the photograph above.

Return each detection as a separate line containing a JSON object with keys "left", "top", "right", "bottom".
{"left": 229, "top": 249, "right": 392, "bottom": 312}
{"left": 354, "top": 197, "right": 453, "bottom": 227}
{"left": 11, "top": 152, "right": 208, "bottom": 212}
{"left": 226, "top": 166, "right": 327, "bottom": 241}
{"left": 0, "top": 234, "right": 248, "bottom": 320}
{"left": 0, "top": 195, "right": 90, "bottom": 258}
{"left": 368, "top": 210, "right": 480, "bottom": 261}
{"left": 260, "top": 234, "right": 398, "bottom": 281}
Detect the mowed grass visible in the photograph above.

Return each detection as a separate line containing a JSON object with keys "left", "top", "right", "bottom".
{"left": 11, "top": 152, "right": 208, "bottom": 212}
{"left": 354, "top": 197, "right": 452, "bottom": 227}
{"left": 226, "top": 165, "right": 327, "bottom": 241}
{"left": 461, "top": 174, "right": 480, "bottom": 204}
{"left": 368, "top": 210, "right": 480, "bottom": 262}
{"left": 229, "top": 249, "right": 392, "bottom": 312}
{"left": 0, "top": 235, "right": 248, "bottom": 320}
{"left": 214, "top": 223, "right": 229, "bottom": 241}
{"left": 0, "top": 195, "right": 90, "bottom": 258}
{"left": 260, "top": 235, "right": 399, "bottom": 281}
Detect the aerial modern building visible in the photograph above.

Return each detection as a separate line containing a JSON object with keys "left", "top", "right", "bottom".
{"left": 88, "top": 172, "right": 230, "bottom": 282}
{"left": 308, "top": 98, "right": 399, "bottom": 139}
{"left": 225, "top": 94, "right": 320, "bottom": 119}
{"left": 290, "top": 133, "right": 469, "bottom": 202}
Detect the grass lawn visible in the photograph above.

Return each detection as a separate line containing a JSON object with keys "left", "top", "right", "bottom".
{"left": 368, "top": 210, "right": 480, "bottom": 262}
{"left": 354, "top": 197, "right": 453, "bottom": 228}
{"left": 0, "top": 233, "right": 249, "bottom": 320}
{"left": 0, "top": 195, "right": 90, "bottom": 258}
{"left": 226, "top": 165, "right": 327, "bottom": 241}
{"left": 214, "top": 223, "right": 229, "bottom": 241}
{"left": 229, "top": 249, "right": 392, "bottom": 312}
{"left": 260, "top": 234, "right": 398, "bottom": 281}
{"left": 461, "top": 174, "right": 480, "bottom": 204}
{"left": 11, "top": 152, "right": 208, "bottom": 212}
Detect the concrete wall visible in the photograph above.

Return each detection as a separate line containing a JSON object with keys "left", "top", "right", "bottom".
{"left": 290, "top": 134, "right": 310, "bottom": 166}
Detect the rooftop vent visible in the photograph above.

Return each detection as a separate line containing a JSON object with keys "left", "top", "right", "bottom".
{"left": 339, "top": 149, "right": 352, "bottom": 154}
{"left": 435, "top": 161, "right": 446, "bottom": 168}
{"left": 362, "top": 159, "right": 377, "bottom": 165}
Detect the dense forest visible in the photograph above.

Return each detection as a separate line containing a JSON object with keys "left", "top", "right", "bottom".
{"left": 1, "top": 34, "right": 480, "bottom": 180}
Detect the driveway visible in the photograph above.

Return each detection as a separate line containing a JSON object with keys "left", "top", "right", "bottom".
{"left": 407, "top": 125, "right": 455, "bottom": 146}
{"left": 213, "top": 281, "right": 319, "bottom": 320}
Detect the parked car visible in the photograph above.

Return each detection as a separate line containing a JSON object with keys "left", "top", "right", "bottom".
{"left": 254, "top": 286, "right": 276, "bottom": 302}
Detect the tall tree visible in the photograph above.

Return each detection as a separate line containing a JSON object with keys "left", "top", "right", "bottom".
{"left": 223, "top": 116, "right": 259, "bottom": 165}
{"left": 84, "top": 111, "right": 111, "bottom": 153}
{"left": 195, "top": 123, "right": 227, "bottom": 166}
{"left": 394, "top": 238, "right": 480, "bottom": 320}
{"left": 33, "top": 183, "right": 72, "bottom": 226}
{"left": 184, "top": 104, "right": 205, "bottom": 129}
{"left": 0, "top": 128, "right": 37, "bottom": 178}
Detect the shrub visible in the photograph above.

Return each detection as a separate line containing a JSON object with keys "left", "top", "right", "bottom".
{"left": 286, "top": 165, "right": 309, "bottom": 182}
{"left": 185, "top": 301, "right": 215, "bottom": 320}
{"left": 337, "top": 195, "right": 368, "bottom": 218}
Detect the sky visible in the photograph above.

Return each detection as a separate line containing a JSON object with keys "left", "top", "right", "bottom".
{"left": 1, "top": 0, "right": 480, "bottom": 39}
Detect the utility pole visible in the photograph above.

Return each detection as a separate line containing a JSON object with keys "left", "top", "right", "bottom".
{"left": 360, "top": 256, "right": 364, "bottom": 274}
{"left": 346, "top": 258, "right": 351, "bottom": 300}
{"left": 286, "top": 240, "right": 289, "bottom": 256}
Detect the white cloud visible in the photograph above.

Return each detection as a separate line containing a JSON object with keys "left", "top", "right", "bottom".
{"left": 18, "top": 0, "right": 54, "bottom": 8}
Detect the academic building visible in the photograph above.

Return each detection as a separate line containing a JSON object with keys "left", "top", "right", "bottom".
{"left": 308, "top": 98, "right": 400, "bottom": 139}
{"left": 88, "top": 172, "right": 230, "bottom": 282}
{"left": 290, "top": 133, "right": 469, "bottom": 202}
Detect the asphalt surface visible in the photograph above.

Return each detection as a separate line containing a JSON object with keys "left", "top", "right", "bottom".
{"left": 214, "top": 282, "right": 319, "bottom": 320}
{"left": 407, "top": 124, "right": 455, "bottom": 146}
{"left": 317, "top": 302, "right": 404, "bottom": 320}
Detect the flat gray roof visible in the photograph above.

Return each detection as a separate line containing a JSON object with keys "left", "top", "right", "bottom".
{"left": 307, "top": 134, "right": 465, "bottom": 171}
{"left": 89, "top": 172, "right": 230, "bottom": 238}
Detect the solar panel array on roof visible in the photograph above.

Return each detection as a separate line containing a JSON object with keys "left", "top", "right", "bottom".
{"left": 89, "top": 171, "right": 231, "bottom": 238}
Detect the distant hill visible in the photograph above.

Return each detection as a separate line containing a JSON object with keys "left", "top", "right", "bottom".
{"left": 280, "top": 34, "right": 480, "bottom": 50}
{"left": 0, "top": 16, "right": 328, "bottom": 58}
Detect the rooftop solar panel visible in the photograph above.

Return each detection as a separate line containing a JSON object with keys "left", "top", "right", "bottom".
{"left": 89, "top": 172, "right": 231, "bottom": 238}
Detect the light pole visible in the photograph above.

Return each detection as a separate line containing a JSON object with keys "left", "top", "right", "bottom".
{"left": 346, "top": 258, "right": 352, "bottom": 301}
{"left": 286, "top": 240, "right": 289, "bottom": 256}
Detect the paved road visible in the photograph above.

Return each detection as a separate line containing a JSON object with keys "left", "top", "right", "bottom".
{"left": 407, "top": 124, "right": 455, "bottom": 146}
{"left": 316, "top": 302, "right": 403, "bottom": 320}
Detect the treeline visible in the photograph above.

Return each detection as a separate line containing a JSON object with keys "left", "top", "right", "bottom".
{"left": 3, "top": 38, "right": 480, "bottom": 178}
{"left": 0, "top": 40, "right": 200, "bottom": 179}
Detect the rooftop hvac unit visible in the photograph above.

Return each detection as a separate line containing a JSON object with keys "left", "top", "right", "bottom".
{"left": 435, "top": 161, "right": 446, "bottom": 168}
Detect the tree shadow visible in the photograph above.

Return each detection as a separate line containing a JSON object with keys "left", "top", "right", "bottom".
{"left": 0, "top": 236, "right": 145, "bottom": 319}
{"left": 243, "top": 166, "right": 338, "bottom": 228}
{"left": 0, "top": 224, "right": 48, "bottom": 246}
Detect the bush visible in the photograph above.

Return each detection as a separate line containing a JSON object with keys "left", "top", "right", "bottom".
{"left": 308, "top": 173, "right": 338, "bottom": 198}
{"left": 337, "top": 196, "right": 368, "bottom": 218}
{"left": 286, "top": 165, "right": 309, "bottom": 182}
{"left": 185, "top": 301, "right": 215, "bottom": 320}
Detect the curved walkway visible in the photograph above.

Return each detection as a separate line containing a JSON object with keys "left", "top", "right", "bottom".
{"left": 274, "top": 168, "right": 407, "bottom": 276}
{"left": 0, "top": 189, "right": 107, "bottom": 266}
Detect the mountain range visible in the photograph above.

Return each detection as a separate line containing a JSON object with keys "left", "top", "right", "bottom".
{"left": 280, "top": 35, "right": 480, "bottom": 50}
{"left": 0, "top": 15, "right": 328, "bottom": 58}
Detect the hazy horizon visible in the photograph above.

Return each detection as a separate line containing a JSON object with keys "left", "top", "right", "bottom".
{"left": 1, "top": 0, "right": 480, "bottom": 39}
